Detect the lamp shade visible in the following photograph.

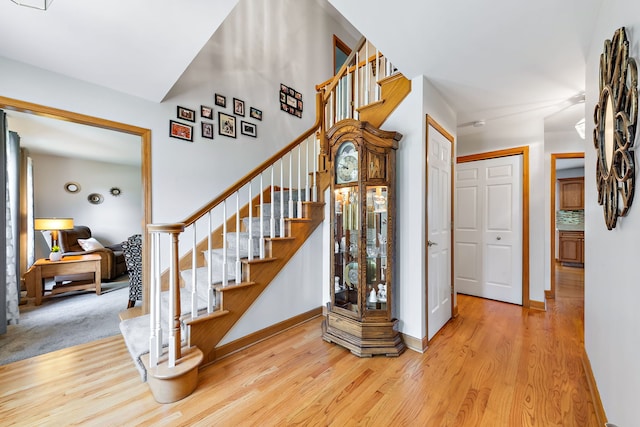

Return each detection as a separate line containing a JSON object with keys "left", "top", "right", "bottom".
{"left": 34, "top": 218, "right": 74, "bottom": 231}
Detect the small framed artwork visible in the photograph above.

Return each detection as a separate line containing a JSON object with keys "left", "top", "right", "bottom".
{"left": 240, "top": 120, "right": 257, "bottom": 138}
{"left": 170, "top": 120, "right": 193, "bottom": 141}
{"left": 279, "top": 84, "right": 303, "bottom": 118}
{"left": 250, "top": 107, "right": 262, "bottom": 121}
{"left": 233, "top": 98, "right": 245, "bottom": 116}
{"left": 218, "top": 111, "right": 236, "bottom": 138}
{"left": 177, "top": 106, "right": 196, "bottom": 122}
{"left": 215, "top": 93, "right": 226, "bottom": 107}
{"left": 201, "top": 122, "right": 214, "bottom": 139}
{"left": 201, "top": 105, "right": 213, "bottom": 119}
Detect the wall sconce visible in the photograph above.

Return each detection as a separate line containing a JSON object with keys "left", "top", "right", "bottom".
{"left": 11, "top": 0, "right": 54, "bottom": 10}
{"left": 34, "top": 218, "right": 74, "bottom": 248}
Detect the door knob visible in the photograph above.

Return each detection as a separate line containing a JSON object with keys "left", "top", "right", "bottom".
{"left": 496, "top": 236, "right": 502, "bottom": 240}
{"left": 428, "top": 240, "right": 438, "bottom": 247}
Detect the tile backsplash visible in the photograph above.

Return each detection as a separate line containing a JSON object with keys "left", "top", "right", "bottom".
{"left": 557, "top": 209, "right": 584, "bottom": 225}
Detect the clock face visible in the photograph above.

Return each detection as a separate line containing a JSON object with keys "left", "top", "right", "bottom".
{"left": 335, "top": 141, "right": 358, "bottom": 184}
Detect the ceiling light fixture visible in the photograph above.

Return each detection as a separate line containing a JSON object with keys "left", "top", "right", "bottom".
{"left": 575, "top": 117, "right": 586, "bottom": 139}
{"left": 11, "top": 0, "right": 53, "bottom": 10}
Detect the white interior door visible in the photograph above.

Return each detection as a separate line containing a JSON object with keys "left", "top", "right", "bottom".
{"left": 455, "top": 155, "right": 522, "bottom": 305}
{"left": 427, "top": 122, "right": 452, "bottom": 340}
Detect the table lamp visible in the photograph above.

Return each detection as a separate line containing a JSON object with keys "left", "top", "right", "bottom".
{"left": 34, "top": 218, "right": 74, "bottom": 248}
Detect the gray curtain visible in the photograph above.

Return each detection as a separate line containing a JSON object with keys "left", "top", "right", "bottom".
{"left": 2, "top": 110, "right": 20, "bottom": 331}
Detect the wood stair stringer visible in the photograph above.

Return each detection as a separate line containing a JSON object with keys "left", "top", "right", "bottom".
{"left": 187, "top": 201, "right": 325, "bottom": 366}
{"left": 357, "top": 73, "right": 411, "bottom": 128}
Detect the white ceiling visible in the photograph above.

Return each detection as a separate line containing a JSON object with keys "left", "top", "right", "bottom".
{"left": 1, "top": 0, "right": 599, "bottom": 161}
{"left": 0, "top": 0, "right": 239, "bottom": 103}
{"left": 0, "top": 0, "right": 239, "bottom": 164}
{"left": 329, "top": 0, "right": 603, "bottom": 139}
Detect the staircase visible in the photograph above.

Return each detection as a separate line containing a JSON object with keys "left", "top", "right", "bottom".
{"left": 119, "top": 36, "right": 411, "bottom": 403}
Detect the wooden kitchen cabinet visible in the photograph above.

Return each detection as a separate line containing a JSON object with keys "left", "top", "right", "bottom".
{"left": 558, "top": 177, "right": 584, "bottom": 210}
{"left": 559, "top": 231, "right": 584, "bottom": 266}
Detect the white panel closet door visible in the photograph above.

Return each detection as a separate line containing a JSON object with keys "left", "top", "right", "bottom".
{"left": 427, "top": 123, "right": 452, "bottom": 340}
{"left": 455, "top": 155, "right": 522, "bottom": 305}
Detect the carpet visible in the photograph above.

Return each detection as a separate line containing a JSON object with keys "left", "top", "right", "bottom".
{"left": 0, "top": 278, "right": 130, "bottom": 365}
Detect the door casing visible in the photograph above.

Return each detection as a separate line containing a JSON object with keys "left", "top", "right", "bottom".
{"left": 0, "top": 96, "right": 152, "bottom": 313}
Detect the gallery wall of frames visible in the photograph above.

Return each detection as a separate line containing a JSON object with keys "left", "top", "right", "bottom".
{"left": 169, "top": 83, "right": 302, "bottom": 143}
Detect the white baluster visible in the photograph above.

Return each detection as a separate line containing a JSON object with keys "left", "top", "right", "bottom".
{"left": 235, "top": 192, "right": 241, "bottom": 283}
{"left": 192, "top": 223, "right": 198, "bottom": 319}
{"left": 312, "top": 134, "right": 318, "bottom": 202}
{"left": 305, "top": 136, "right": 310, "bottom": 205}
{"left": 168, "top": 234, "right": 177, "bottom": 368}
{"left": 248, "top": 182, "right": 254, "bottom": 261}
{"left": 375, "top": 48, "right": 380, "bottom": 102}
{"left": 207, "top": 212, "right": 214, "bottom": 312}
{"left": 355, "top": 51, "right": 359, "bottom": 120}
{"left": 149, "top": 232, "right": 160, "bottom": 367}
{"left": 365, "top": 42, "right": 369, "bottom": 105}
{"left": 337, "top": 78, "right": 342, "bottom": 122}
{"left": 280, "top": 159, "right": 285, "bottom": 237}
{"left": 288, "top": 152, "right": 294, "bottom": 222}
{"left": 298, "top": 145, "right": 303, "bottom": 219}
{"left": 260, "top": 174, "right": 265, "bottom": 259}
{"left": 270, "top": 166, "right": 276, "bottom": 239}
{"left": 347, "top": 73, "right": 352, "bottom": 119}
{"left": 222, "top": 200, "right": 228, "bottom": 287}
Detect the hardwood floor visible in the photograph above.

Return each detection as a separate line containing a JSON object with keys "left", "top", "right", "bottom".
{"left": 0, "top": 265, "right": 598, "bottom": 426}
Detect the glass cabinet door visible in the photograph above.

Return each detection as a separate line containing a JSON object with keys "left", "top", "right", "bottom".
{"left": 365, "top": 186, "right": 388, "bottom": 313}
{"left": 333, "top": 186, "right": 359, "bottom": 315}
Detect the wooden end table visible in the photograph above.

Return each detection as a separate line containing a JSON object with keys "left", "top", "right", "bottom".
{"left": 30, "top": 254, "right": 102, "bottom": 305}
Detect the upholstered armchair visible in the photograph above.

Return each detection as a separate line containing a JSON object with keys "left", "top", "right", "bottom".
{"left": 121, "top": 234, "right": 142, "bottom": 308}
{"left": 58, "top": 226, "right": 127, "bottom": 281}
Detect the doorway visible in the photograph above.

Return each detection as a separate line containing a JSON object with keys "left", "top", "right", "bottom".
{"left": 0, "top": 96, "right": 151, "bottom": 313}
{"left": 548, "top": 152, "right": 584, "bottom": 299}
{"left": 455, "top": 154, "right": 523, "bottom": 305}
{"left": 456, "top": 147, "right": 531, "bottom": 308}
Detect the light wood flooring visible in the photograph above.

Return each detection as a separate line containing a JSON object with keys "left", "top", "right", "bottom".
{"left": 0, "top": 265, "right": 598, "bottom": 426}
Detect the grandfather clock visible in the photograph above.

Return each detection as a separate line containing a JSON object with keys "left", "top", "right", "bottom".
{"left": 322, "top": 119, "right": 405, "bottom": 357}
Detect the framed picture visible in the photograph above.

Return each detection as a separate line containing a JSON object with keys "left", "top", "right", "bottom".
{"left": 201, "top": 105, "right": 213, "bottom": 119}
{"left": 169, "top": 120, "right": 193, "bottom": 141}
{"left": 177, "top": 106, "right": 196, "bottom": 122}
{"left": 279, "top": 84, "right": 303, "bottom": 118}
{"left": 215, "top": 93, "right": 226, "bottom": 107}
{"left": 250, "top": 107, "right": 262, "bottom": 121}
{"left": 240, "top": 120, "right": 257, "bottom": 138}
{"left": 201, "top": 121, "right": 214, "bottom": 139}
{"left": 218, "top": 112, "right": 236, "bottom": 138}
{"left": 233, "top": 98, "right": 245, "bottom": 116}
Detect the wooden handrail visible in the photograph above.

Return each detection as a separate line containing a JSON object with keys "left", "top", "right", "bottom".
{"left": 316, "top": 51, "right": 384, "bottom": 91}
{"left": 179, "top": 92, "right": 325, "bottom": 227}
{"left": 318, "top": 36, "right": 367, "bottom": 101}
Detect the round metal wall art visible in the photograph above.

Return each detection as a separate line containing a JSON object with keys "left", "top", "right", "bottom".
{"left": 593, "top": 27, "right": 638, "bottom": 230}
{"left": 87, "top": 193, "right": 104, "bottom": 205}
{"left": 64, "top": 182, "right": 81, "bottom": 193}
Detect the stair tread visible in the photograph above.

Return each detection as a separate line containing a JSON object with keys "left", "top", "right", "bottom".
{"left": 183, "top": 309, "right": 230, "bottom": 326}
{"left": 215, "top": 281, "right": 257, "bottom": 292}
